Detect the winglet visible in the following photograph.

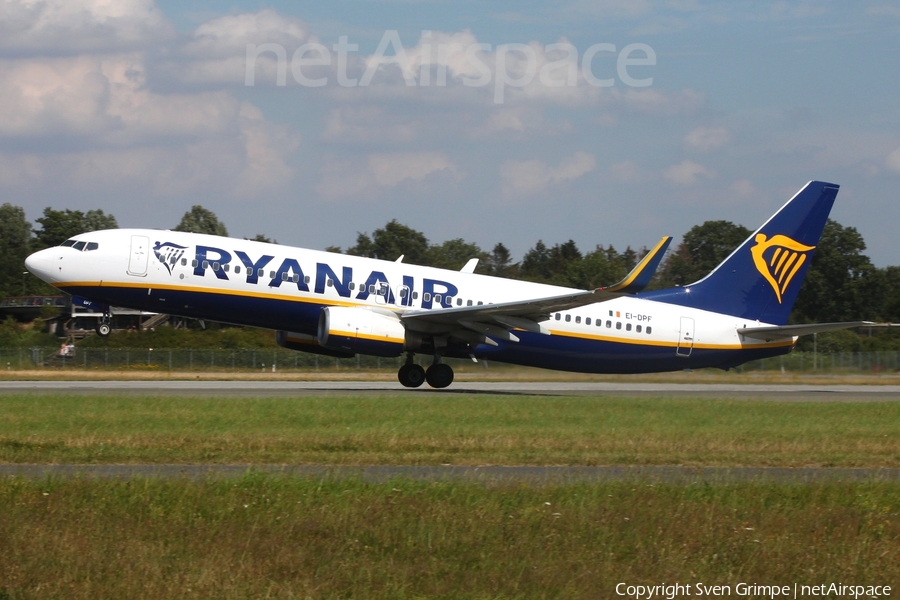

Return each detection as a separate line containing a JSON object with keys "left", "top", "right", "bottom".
{"left": 460, "top": 258, "right": 479, "bottom": 274}
{"left": 603, "top": 236, "right": 672, "bottom": 294}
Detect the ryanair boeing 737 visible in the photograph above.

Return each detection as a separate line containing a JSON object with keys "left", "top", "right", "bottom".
{"left": 25, "top": 181, "right": 868, "bottom": 388}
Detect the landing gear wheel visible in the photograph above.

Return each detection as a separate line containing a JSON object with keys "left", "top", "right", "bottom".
{"left": 425, "top": 363, "right": 454, "bottom": 389}
{"left": 398, "top": 363, "right": 426, "bottom": 388}
{"left": 96, "top": 322, "right": 111, "bottom": 337}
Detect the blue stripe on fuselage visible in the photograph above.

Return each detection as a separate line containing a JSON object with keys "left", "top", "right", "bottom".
{"left": 62, "top": 284, "right": 791, "bottom": 374}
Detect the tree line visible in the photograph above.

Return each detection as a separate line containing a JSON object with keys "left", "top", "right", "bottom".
{"left": 2, "top": 203, "right": 899, "bottom": 330}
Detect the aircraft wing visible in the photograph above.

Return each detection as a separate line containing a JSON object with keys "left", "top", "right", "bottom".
{"left": 737, "top": 321, "right": 876, "bottom": 342}
{"left": 400, "top": 236, "right": 671, "bottom": 342}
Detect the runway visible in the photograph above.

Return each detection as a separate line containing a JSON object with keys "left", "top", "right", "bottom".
{"left": 1, "top": 379, "right": 900, "bottom": 400}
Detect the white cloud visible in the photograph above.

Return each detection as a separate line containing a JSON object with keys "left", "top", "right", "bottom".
{"left": 684, "top": 125, "right": 731, "bottom": 151}
{"left": 501, "top": 151, "right": 595, "bottom": 196}
{"left": 0, "top": 0, "right": 172, "bottom": 55}
{"left": 663, "top": 159, "right": 714, "bottom": 185}
{"left": 321, "top": 106, "right": 418, "bottom": 144}
{"left": 0, "top": 19, "right": 300, "bottom": 199}
{"left": 317, "top": 151, "right": 457, "bottom": 199}
{"left": 886, "top": 148, "right": 900, "bottom": 173}
{"left": 167, "top": 10, "right": 314, "bottom": 86}
{"left": 368, "top": 152, "right": 455, "bottom": 186}
{"left": 730, "top": 179, "right": 755, "bottom": 197}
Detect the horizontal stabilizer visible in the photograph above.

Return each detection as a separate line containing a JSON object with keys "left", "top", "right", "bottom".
{"left": 738, "top": 321, "right": 875, "bottom": 342}
{"left": 604, "top": 236, "right": 672, "bottom": 294}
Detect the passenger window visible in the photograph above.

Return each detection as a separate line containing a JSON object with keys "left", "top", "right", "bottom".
{"left": 467, "top": 300, "right": 473, "bottom": 306}
{"left": 606, "top": 320, "right": 612, "bottom": 328}
{"left": 234, "top": 266, "right": 241, "bottom": 274}
{"left": 269, "top": 271, "right": 275, "bottom": 278}
{"left": 555, "top": 314, "right": 561, "bottom": 321}
{"left": 616, "top": 322, "right": 622, "bottom": 330}
{"left": 326, "top": 279, "right": 333, "bottom": 287}
{"left": 86, "top": 242, "right": 99, "bottom": 251}
{"left": 349, "top": 282, "right": 356, "bottom": 290}
{"left": 192, "top": 260, "right": 199, "bottom": 268}
{"left": 423, "top": 293, "right": 431, "bottom": 302}
{"left": 586, "top": 317, "right": 591, "bottom": 325}
{"left": 575, "top": 316, "right": 581, "bottom": 324}
{"left": 413, "top": 292, "right": 419, "bottom": 300}
{"left": 647, "top": 326, "right": 652, "bottom": 334}
{"left": 292, "top": 274, "right": 300, "bottom": 283}
{"left": 181, "top": 258, "right": 187, "bottom": 266}
{"left": 636, "top": 325, "right": 642, "bottom": 333}
{"left": 223, "top": 264, "right": 230, "bottom": 272}
{"left": 626, "top": 323, "right": 632, "bottom": 331}
{"left": 565, "top": 315, "right": 571, "bottom": 322}
{"left": 281, "top": 272, "right": 288, "bottom": 281}
{"left": 73, "top": 241, "right": 86, "bottom": 250}
{"left": 434, "top": 294, "right": 442, "bottom": 304}
{"left": 256, "top": 268, "right": 263, "bottom": 277}
{"left": 305, "top": 276, "right": 311, "bottom": 284}
{"left": 399, "top": 288, "right": 407, "bottom": 298}
{"left": 202, "top": 261, "right": 209, "bottom": 269}
{"left": 369, "top": 284, "right": 376, "bottom": 294}
{"left": 457, "top": 298, "right": 462, "bottom": 306}
{"left": 477, "top": 301, "right": 483, "bottom": 305}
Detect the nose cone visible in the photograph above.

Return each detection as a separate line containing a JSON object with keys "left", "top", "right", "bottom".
{"left": 25, "top": 248, "right": 57, "bottom": 284}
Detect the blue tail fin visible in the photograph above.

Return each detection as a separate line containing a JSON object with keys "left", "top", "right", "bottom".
{"left": 642, "top": 181, "right": 839, "bottom": 325}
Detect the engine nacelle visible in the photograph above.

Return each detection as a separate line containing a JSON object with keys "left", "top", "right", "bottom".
{"left": 318, "top": 306, "right": 410, "bottom": 358}
{"left": 275, "top": 330, "right": 356, "bottom": 358}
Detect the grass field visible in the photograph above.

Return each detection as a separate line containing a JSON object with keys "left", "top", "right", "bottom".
{"left": 1, "top": 393, "right": 899, "bottom": 466}
{"left": 2, "top": 392, "right": 899, "bottom": 598}
{"left": 1, "top": 476, "right": 898, "bottom": 599}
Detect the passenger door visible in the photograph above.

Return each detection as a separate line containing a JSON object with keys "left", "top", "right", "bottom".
{"left": 127, "top": 235, "right": 150, "bottom": 277}
{"left": 676, "top": 316, "right": 695, "bottom": 357}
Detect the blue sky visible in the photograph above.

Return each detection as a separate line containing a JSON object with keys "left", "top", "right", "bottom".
{"left": 2, "top": 1, "right": 899, "bottom": 266}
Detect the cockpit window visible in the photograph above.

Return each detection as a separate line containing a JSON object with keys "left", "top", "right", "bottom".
{"left": 86, "top": 242, "right": 99, "bottom": 251}
{"left": 73, "top": 241, "right": 87, "bottom": 251}
{"left": 60, "top": 239, "right": 77, "bottom": 247}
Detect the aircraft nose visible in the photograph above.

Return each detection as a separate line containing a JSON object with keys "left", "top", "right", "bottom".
{"left": 25, "top": 248, "right": 56, "bottom": 283}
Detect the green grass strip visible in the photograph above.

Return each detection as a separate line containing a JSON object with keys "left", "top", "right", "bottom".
{"left": 1, "top": 394, "right": 898, "bottom": 466}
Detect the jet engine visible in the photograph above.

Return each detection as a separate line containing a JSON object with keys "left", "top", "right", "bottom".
{"left": 317, "top": 306, "right": 422, "bottom": 357}
{"left": 275, "top": 330, "right": 356, "bottom": 358}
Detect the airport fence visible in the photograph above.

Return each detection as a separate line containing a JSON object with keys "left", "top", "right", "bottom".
{"left": 1, "top": 347, "right": 899, "bottom": 374}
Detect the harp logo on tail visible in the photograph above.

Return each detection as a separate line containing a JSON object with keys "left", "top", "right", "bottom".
{"left": 750, "top": 234, "right": 815, "bottom": 303}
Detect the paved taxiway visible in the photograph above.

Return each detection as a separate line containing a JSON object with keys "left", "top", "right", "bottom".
{"left": 1, "top": 380, "right": 900, "bottom": 400}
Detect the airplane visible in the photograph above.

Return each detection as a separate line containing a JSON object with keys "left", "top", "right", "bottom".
{"left": 25, "top": 180, "right": 870, "bottom": 388}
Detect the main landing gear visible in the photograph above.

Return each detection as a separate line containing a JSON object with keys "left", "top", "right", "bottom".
{"left": 397, "top": 353, "right": 454, "bottom": 389}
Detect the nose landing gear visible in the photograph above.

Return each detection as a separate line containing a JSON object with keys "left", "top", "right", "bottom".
{"left": 95, "top": 313, "right": 112, "bottom": 337}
